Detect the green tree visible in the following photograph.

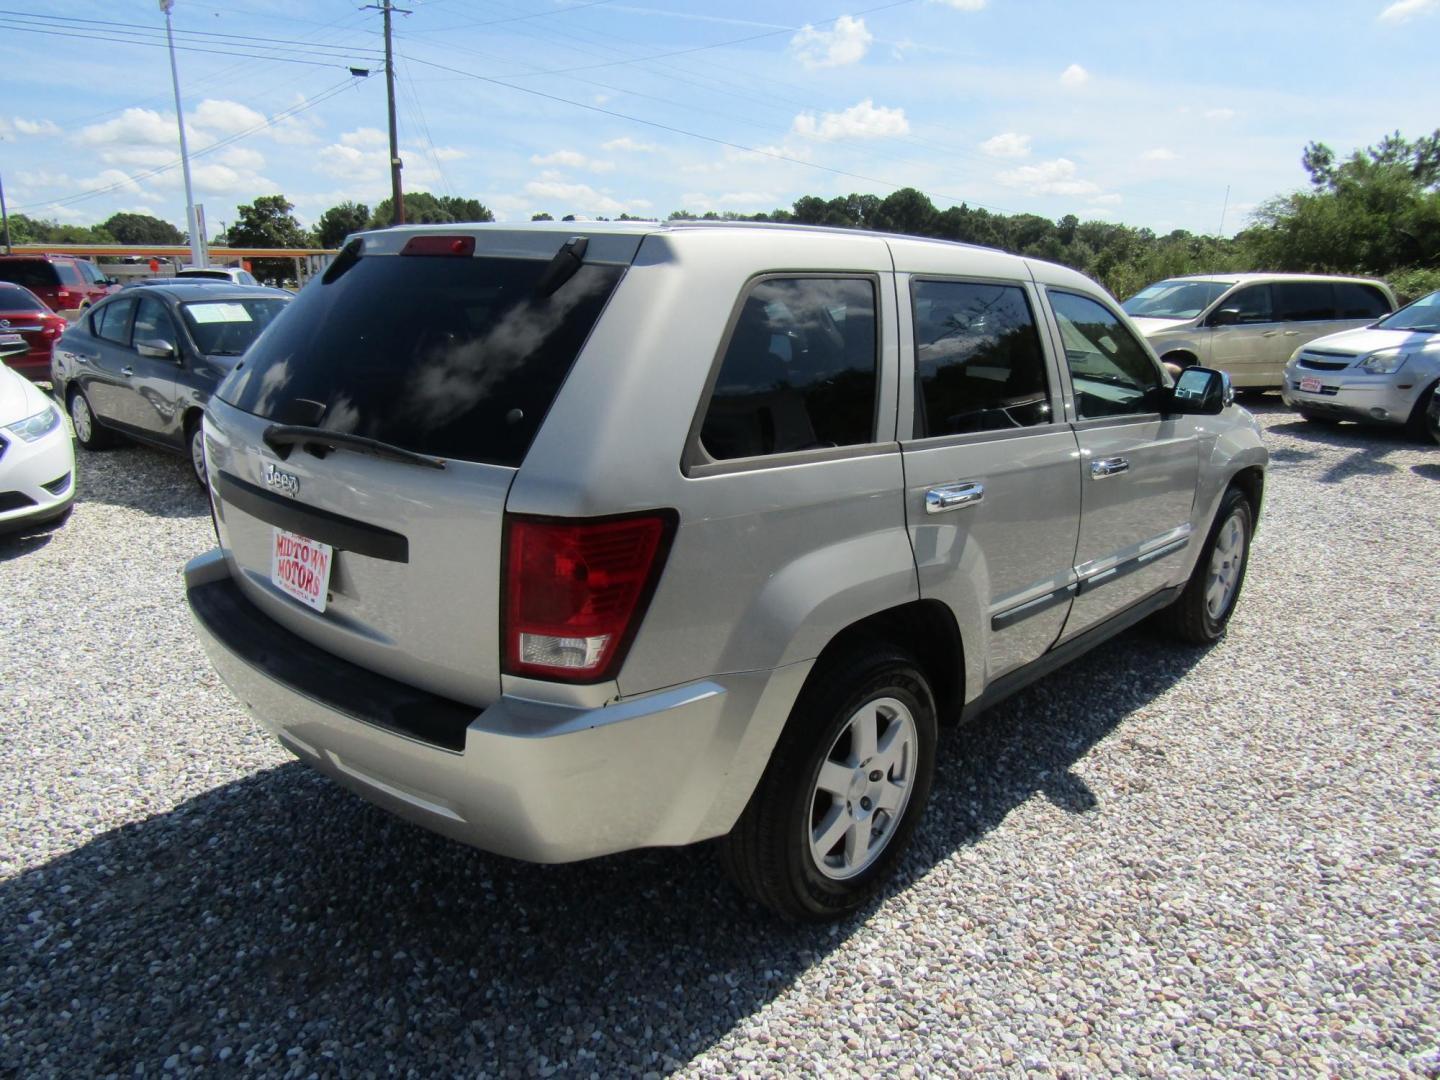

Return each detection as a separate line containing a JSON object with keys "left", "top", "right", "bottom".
{"left": 225, "top": 195, "right": 309, "bottom": 248}
{"left": 368, "top": 192, "right": 494, "bottom": 228}
{"left": 531, "top": 212, "right": 554, "bottom": 221}
{"left": 103, "top": 212, "right": 183, "bottom": 246}
{"left": 311, "top": 201, "right": 370, "bottom": 249}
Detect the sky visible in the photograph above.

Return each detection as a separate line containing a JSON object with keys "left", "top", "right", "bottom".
{"left": 2, "top": 0, "right": 1438, "bottom": 238}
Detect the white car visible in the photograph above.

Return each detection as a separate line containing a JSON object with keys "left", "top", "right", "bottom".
{"left": 177, "top": 265, "right": 259, "bottom": 286}
{"left": 0, "top": 353, "right": 75, "bottom": 534}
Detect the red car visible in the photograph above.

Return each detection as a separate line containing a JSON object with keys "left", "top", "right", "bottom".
{"left": 0, "top": 283, "right": 68, "bottom": 380}
{"left": 0, "top": 254, "right": 117, "bottom": 319}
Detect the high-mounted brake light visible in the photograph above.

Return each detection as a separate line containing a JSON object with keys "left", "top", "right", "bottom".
{"left": 502, "top": 511, "right": 676, "bottom": 683}
{"left": 401, "top": 235, "right": 475, "bottom": 257}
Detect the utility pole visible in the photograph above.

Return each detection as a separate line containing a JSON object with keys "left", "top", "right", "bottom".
{"left": 0, "top": 172, "right": 12, "bottom": 254}
{"left": 160, "top": 0, "right": 205, "bottom": 267}
{"left": 365, "top": 0, "right": 410, "bottom": 226}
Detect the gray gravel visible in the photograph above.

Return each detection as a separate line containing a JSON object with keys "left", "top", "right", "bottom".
{"left": 1, "top": 401, "right": 1437, "bottom": 1078}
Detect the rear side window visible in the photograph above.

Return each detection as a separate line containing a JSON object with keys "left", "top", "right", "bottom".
{"left": 1049, "top": 291, "right": 1162, "bottom": 420}
{"left": 911, "top": 280, "right": 1050, "bottom": 437}
{"left": 1274, "top": 281, "right": 1335, "bottom": 322}
{"left": 54, "top": 263, "right": 85, "bottom": 287}
{"left": 1334, "top": 283, "right": 1391, "bottom": 319}
{"left": 0, "top": 261, "right": 60, "bottom": 290}
{"left": 94, "top": 297, "right": 136, "bottom": 345}
{"left": 219, "top": 253, "right": 624, "bottom": 467}
{"left": 700, "top": 276, "right": 877, "bottom": 461}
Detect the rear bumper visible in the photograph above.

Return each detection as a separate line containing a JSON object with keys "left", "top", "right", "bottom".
{"left": 1, "top": 347, "right": 54, "bottom": 381}
{"left": 184, "top": 549, "right": 810, "bottom": 863}
{"left": 1281, "top": 373, "right": 1420, "bottom": 424}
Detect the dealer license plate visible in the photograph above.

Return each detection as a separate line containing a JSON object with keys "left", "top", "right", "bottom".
{"left": 1298, "top": 377, "right": 1323, "bottom": 393}
{"left": 0, "top": 333, "right": 23, "bottom": 346}
{"left": 271, "top": 528, "right": 333, "bottom": 612}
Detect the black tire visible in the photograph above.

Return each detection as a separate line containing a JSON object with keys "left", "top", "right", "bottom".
{"left": 719, "top": 643, "right": 938, "bottom": 922}
{"left": 1156, "top": 486, "right": 1254, "bottom": 645}
{"left": 1296, "top": 408, "right": 1340, "bottom": 425}
{"left": 1403, "top": 380, "right": 1438, "bottom": 442}
{"left": 186, "top": 416, "right": 208, "bottom": 488}
{"left": 67, "top": 386, "right": 116, "bottom": 450}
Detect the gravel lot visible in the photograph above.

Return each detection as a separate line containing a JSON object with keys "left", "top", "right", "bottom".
{"left": 1, "top": 401, "right": 1437, "bottom": 1078}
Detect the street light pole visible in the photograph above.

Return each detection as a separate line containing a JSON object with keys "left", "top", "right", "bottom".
{"left": 160, "top": 0, "right": 205, "bottom": 268}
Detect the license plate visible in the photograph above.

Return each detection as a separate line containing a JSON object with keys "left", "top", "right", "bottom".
{"left": 1298, "top": 377, "right": 1323, "bottom": 393}
{"left": 0, "top": 333, "right": 22, "bottom": 346}
{"left": 271, "top": 528, "right": 333, "bottom": 612}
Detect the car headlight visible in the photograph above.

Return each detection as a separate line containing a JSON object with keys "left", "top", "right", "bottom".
{"left": 1358, "top": 349, "right": 1407, "bottom": 375}
{"left": 4, "top": 404, "right": 63, "bottom": 442}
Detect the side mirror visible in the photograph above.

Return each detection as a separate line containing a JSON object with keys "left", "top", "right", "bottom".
{"left": 1209, "top": 308, "right": 1240, "bottom": 327}
{"left": 1168, "top": 366, "right": 1233, "bottom": 415}
{"left": 136, "top": 339, "right": 177, "bottom": 361}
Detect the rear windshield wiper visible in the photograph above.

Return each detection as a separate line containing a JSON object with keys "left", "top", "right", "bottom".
{"left": 262, "top": 424, "right": 447, "bottom": 470}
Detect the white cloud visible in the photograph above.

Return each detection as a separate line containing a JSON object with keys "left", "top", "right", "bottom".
{"left": 980, "top": 132, "right": 1031, "bottom": 158}
{"left": 1141, "top": 147, "right": 1178, "bottom": 161}
{"left": 1379, "top": 0, "right": 1437, "bottom": 20}
{"left": 1204, "top": 107, "right": 1235, "bottom": 121}
{"left": 1060, "top": 63, "right": 1090, "bottom": 88}
{"left": 530, "top": 150, "right": 613, "bottom": 172}
{"left": 12, "top": 117, "right": 60, "bottom": 137}
{"left": 602, "top": 137, "right": 657, "bottom": 153}
{"left": 927, "top": 0, "right": 986, "bottom": 8}
{"left": 340, "top": 127, "right": 388, "bottom": 149}
{"left": 679, "top": 191, "right": 779, "bottom": 210}
{"left": 792, "top": 99, "right": 909, "bottom": 140}
{"left": 76, "top": 108, "right": 175, "bottom": 149}
{"left": 432, "top": 146, "right": 466, "bottom": 162}
{"left": 997, "top": 157, "right": 1101, "bottom": 197}
{"left": 192, "top": 99, "right": 266, "bottom": 136}
{"left": 523, "top": 179, "right": 631, "bottom": 216}
{"left": 790, "top": 15, "right": 873, "bottom": 69}
{"left": 1091, "top": 193, "right": 1123, "bottom": 205}
{"left": 216, "top": 146, "right": 266, "bottom": 170}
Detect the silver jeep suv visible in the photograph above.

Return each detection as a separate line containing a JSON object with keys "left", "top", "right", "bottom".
{"left": 185, "top": 222, "right": 1268, "bottom": 920}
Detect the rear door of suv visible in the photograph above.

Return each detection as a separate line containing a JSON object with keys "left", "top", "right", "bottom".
{"left": 203, "top": 230, "right": 639, "bottom": 707}
{"left": 895, "top": 267, "right": 1081, "bottom": 682}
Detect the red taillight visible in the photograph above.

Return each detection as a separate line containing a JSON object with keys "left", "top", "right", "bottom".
{"left": 400, "top": 235, "right": 475, "bottom": 257}
{"left": 502, "top": 511, "right": 675, "bottom": 683}
{"left": 55, "top": 289, "right": 73, "bottom": 304}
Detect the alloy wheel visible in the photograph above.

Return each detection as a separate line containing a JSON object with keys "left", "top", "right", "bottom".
{"left": 1205, "top": 511, "right": 1247, "bottom": 620}
{"left": 807, "top": 696, "right": 918, "bottom": 881}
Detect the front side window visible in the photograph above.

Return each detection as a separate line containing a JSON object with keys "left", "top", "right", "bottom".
{"left": 700, "top": 276, "right": 877, "bottom": 461}
{"left": 133, "top": 295, "right": 178, "bottom": 352}
{"left": 1273, "top": 281, "right": 1335, "bottom": 322}
{"left": 1216, "top": 284, "right": 1273, "bottom": 324}
{"left": 1049, "top": 291, "right": 1163, "bottom": 420}
{"left": 94, "top": 297, "right": 136, "bottom": 345}
{"left": 912, "top": 280, "right": 1050, "bottom": 436}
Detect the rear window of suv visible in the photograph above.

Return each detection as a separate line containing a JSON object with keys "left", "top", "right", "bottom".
{"left": 0, "top": 261, "right": 60, "bottom": 290}
{"left": 218, "top": 252, "right": 624, "bottom": 467}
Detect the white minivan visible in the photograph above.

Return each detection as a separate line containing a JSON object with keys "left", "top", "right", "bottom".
{"left": 1122, "top": 273, "right": 1396, "bottom": 389}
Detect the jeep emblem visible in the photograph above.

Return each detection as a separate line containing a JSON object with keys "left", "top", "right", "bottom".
{"left": 263, "top": 462, "right": 300, "bottom": 498}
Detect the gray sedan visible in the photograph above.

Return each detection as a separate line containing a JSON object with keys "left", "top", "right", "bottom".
{"left": 1282, "top": 289, "right": 1440, "bottom": 437}
{"left": 51, "top": 282, "right": 291, "bottom": 485}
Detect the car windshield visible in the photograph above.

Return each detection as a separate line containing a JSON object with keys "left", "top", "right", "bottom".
{"left": 0, "top": 283, "right": 46, "bottom": 311}
{"left": 1375, "top": 290, "right": 1440, "bottom": 333}
{"left": 180, "top": 298, "right": 290, "bottom": 355}
{"left": 1122, "top": 280, "right": 1232, "bottom": 320}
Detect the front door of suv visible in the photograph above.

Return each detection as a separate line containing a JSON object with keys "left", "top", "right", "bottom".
{"left": 898, "top": 276, "right": 1081, "bottom": 683}
{"left": 1043, "top": 290, "right": 1199, "bottom": 642}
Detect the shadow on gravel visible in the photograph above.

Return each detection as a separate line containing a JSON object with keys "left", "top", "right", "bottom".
{"left": 72, "top": 442, "right": 208, "bottom": 520}
{"left": 1413, "top": 462, "right": 1440, "bottom": 481}
{"left": 0, "top": 627, "right": 1208, "bottom": 1077}
{"left": 0, "top": 520, "right": 63, "bottom": 562}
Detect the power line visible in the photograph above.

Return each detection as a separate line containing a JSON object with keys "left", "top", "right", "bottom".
{"left": 0, "top": 21, "right": 377, "bottom": 70}
{"left": 11, "top": 76, "right": 365, "bottom": 213}
{"left": 398, "top": 51, "right": 1018, "bottom": 213}
{"left": 0, "top": 9, "right": 384, "bottom": 57}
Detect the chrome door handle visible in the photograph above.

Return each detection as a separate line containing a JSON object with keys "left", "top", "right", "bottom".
{"left": 1090, "top": 456, "right": 1129, "bottom": 478}
{"left": 925, "top": 481, "right": 984, "bottom": 514}
{"left": 74, "top": 354, "right": 94, "bottom": 364}
{"left": 1261, "top": 330, "right": 1280, "bottom": 337}
{"left": 1283, "top": 330, "right": 1301, "bottom": 336}
{"left": 120, "top": 366, "right": 134, "bottom": 377}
